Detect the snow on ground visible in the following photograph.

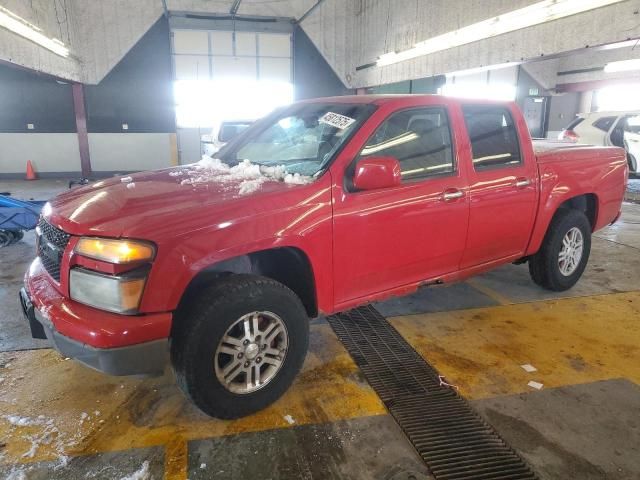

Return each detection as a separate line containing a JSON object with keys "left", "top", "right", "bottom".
{"left": 5, "top": 415, "right": 47, "bottom": 427}
{"left": 176, "top": 155, "right": 313, "bottom": 195}
{"left": 119, "top": 461, "right": 151, "bottom": 480}
{"left": 5, "top": 469, "right": 27, "bottom": 480}
{"left": 1, "top": 412, "right": 95, "bottom": 470}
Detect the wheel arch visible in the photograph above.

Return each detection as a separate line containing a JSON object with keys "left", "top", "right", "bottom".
{"left": 176, "top": 246, "right": 318, "bottom": 321}
{"left": 528, "top": 192, "right": 599, "bottom": 255}
{"left": 556, "top": 193, "right": 598, "bottom": 231}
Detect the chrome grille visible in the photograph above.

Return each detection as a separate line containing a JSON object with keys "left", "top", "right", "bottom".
{"left": 36, "top": 218, "right": 70, "bottom": 282}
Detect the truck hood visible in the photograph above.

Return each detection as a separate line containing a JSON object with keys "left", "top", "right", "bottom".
{"left": 46, "top": 165, "right": 311, "bottom": 239}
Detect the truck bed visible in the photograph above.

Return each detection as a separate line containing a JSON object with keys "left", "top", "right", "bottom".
{"left": 532, "top": 140, "right": 623, "bottom": 164}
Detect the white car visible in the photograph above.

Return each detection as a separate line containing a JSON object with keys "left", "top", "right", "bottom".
{"left": 201, "top": 120, "right": 253, "bottom": 157}
{"left": 559, "top": 111, "right": 640, "bottom": 175}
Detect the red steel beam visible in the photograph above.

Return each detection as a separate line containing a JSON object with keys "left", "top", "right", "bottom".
{"left": 72, "top": 83, "right": 92, "bottom": 177}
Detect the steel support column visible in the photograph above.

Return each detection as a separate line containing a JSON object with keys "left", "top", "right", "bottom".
{"left": 72, "top": 83, "right": 92, "bottom": 177}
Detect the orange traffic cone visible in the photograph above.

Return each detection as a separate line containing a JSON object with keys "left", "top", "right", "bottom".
{"left": 26, "top": 160, "right": 37, "bottom": 180}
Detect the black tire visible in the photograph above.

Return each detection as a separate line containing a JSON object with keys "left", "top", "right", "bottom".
{"left": 0, "top": 230, "right": 12, "bottom": 247}
{"left": 171, "top": 274, "right": 309, "bottom": 419}
{"left": 528, "top": 209, "right": 591, "bottom": 291}
{"left": 9, "top": 230, "right": 24, "bottom": 244}
{"left": 628, "top": 154, "right": 637, "bottom": 177}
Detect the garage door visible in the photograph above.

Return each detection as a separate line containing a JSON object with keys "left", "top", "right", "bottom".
{"left": 171, "top": 29, "right": 293, "bottom": 162}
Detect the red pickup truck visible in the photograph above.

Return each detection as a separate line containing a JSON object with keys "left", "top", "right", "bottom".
{"left": 21, "top": 95, "right": 627, "bottom": 418}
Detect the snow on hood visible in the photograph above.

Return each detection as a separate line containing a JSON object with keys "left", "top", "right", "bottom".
{"left": 177, "top": 155, "right": 314, "bottom": 195}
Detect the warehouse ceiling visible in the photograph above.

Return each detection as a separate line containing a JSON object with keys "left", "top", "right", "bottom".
{"left": 165, "top": 0, "right": 318, "bottom": 19}
{"left": 0, "top": 0, "right": 639, "bottom": 91}
{"left": 0, "top": 0, "right": 325, "bottom": 84}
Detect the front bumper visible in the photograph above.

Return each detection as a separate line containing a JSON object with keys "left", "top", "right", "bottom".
{"left": 22, "top": 258, "right": 172, "bottom": 376}
{"left": 21, "top": 287, "right": 167, "bottom": 375}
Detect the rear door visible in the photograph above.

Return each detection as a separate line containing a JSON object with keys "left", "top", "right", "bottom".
{"left": 332, "top": 105, "right": 470, "bottom": 305}
{"left": 460, "top": 104, "right": 538, "bottom": 269}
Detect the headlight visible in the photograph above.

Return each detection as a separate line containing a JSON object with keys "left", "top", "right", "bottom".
{"left": 70, "top": 268, "right": 147, "bottom": 314}
{"left": 75, "top": 238, "right": 155, "bottom": 264}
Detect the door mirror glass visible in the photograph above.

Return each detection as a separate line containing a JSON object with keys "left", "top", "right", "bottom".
{"left": 353, "top": 156, "right": 401, "bottom": 191}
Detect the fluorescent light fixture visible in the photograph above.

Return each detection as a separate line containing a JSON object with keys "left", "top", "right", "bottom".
{"left": 377, "top": 0, "right": 626, "bottom": 67}
{"left": 0, "top": 6, "right": 69, "bottom": 57}
{"left": 604, "top": 59, "right": 640, "bottom": 73}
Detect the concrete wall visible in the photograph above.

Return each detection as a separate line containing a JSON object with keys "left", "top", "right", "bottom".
{"left": 84, "top": 18, "right": 175, "bottom": 134}
{"left": 556, "top": 46, "right": 640, "bottom": 86}
{"left": 176, "top": 128, "right": 203, "bottom": 164}
{"left": 547, "top": 93, "right": 581, "bottom": 138}
{"left": 293, "top": 26, "right": 351, "bottom": 100}
{"left": 0, "top": 0, "right": 81, "bottom": 81}
{"left": 88, "top": 133, "right": 173, "bottom": 172}
{"left": 70, "top": 0, "right": 164, "bottom": 84}
{"left": 3, "top": 0, "right": 640, "bottom": 93}
{"left": 0, "top": 17, "right": 176, "bottom": 177}
{"left": 0, "top": 133, "right": 80, "bottom": 174}
{"left": 0, "top": 11, "right": 349, "bottom": 174}
{"left": 299, "top": 0, "right": 352, "bottom": 87}
{"left": 346, "top": 0, "right": 640, "bottom": 88}
{"left": 0, "top": 61, "right": 76, "bottom": 133}
{"left": 0, "top": 0, "right": 318, "bottom": 84}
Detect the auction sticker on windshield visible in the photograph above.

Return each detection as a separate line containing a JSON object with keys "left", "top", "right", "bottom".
{"left": 320, "top": 112, "right": 356, "bottom": 130}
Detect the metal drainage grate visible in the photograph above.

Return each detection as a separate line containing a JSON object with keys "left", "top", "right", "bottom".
{"left": 327, "top": 305, "right": 538, "bottom": 480}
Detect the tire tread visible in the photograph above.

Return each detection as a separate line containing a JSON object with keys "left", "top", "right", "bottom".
{"left": 171, "top": 274, "right": 309, "bottom": 418}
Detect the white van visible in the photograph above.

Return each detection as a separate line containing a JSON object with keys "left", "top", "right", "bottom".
{"left": 201, "top": 120, "right": 253, "bottom": 157}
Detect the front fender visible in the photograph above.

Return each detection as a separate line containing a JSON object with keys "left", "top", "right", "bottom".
{"left": 138, "top": 180, "right": 334, "bottom": 314}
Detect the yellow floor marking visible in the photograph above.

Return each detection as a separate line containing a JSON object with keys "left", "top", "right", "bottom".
{"left": 0, "top": 323, "right": 385, "bottom": 467}
{"left": 390, "top": 291, "right": 640, "bottom": 400}
{"left": 164, "top": 436, "right": 188, "bottom": 480}
{"left": 466, "top": 278, "right": 513, "bottom": 306}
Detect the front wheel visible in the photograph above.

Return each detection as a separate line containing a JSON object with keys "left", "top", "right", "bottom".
{"left": 529, "top": 209, "right": 592, "bottom": 291}
{"left": 171, "top": 274, "right": 309, "bottom": 419}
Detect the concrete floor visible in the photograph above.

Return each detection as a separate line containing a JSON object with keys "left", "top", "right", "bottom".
{"left": 0, "top": 178, "right": 639, "bottom": 479}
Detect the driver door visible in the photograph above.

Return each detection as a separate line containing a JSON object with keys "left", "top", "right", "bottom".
{"left": 332, "top": 106, "right": 470, "bottom": 306}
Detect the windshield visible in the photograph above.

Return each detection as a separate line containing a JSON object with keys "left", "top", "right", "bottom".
{"left": 216, "top": 103, "right": 376, "bottom": 177}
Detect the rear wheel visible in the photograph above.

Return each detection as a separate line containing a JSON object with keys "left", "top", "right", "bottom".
{"left": 171, "top": 274, "right": 309, "bottom": 418}
{"left": 528, "top": 209, "right": 591, "bottom": 291}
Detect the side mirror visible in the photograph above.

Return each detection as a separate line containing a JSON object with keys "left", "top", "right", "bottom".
{"left": 353, "top": 156, "right": 402, "bottom": 191}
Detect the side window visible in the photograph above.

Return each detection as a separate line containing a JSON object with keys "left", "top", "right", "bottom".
{"left": 624, "top": 115, "right": 640, "bottom": 133}
{"left": 462, "top": 105, "right": 522, "bottom": 170}
{"left": 593, "top": 116, "right": 616, "bottom": 132}
{"left": 566, "top": 117, "right": 584, "bottom": 130}
{"left": 358, "top": 107, "right": 455, "bottom": 182}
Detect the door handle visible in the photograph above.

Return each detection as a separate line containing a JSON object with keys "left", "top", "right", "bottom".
{"left": 515, "top": 178, "right": 531, "bottom": 188}
{"left": 442, "top": 189, "right": 464, "bottom": 201}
